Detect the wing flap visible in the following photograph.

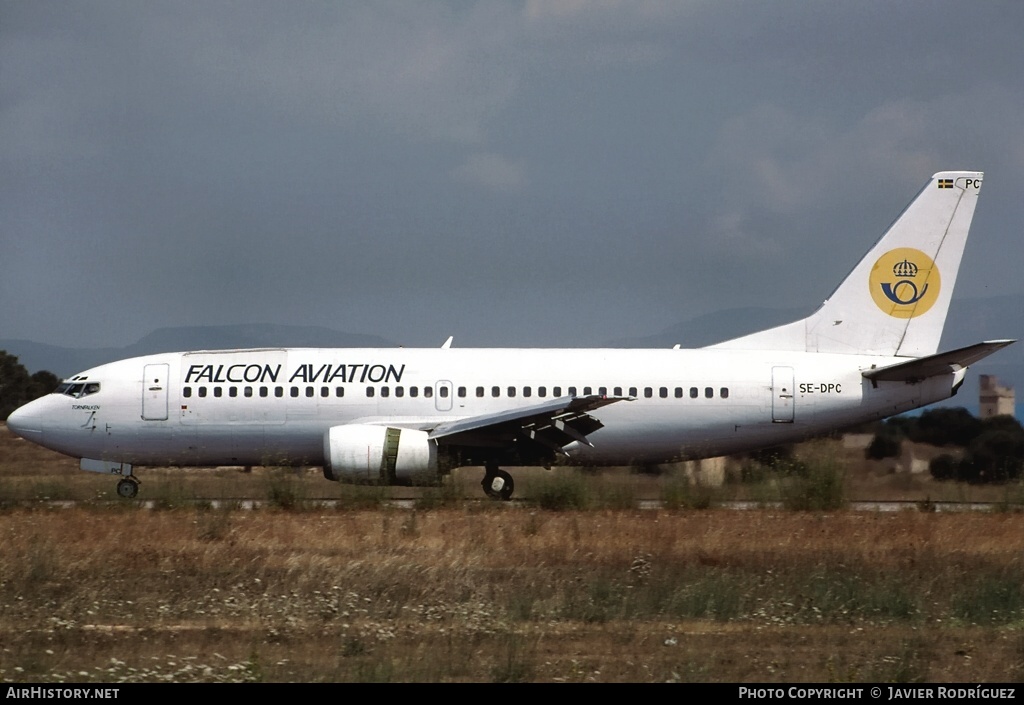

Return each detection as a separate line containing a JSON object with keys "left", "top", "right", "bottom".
{"left": 429, "top": 395, "right": 629, "bottom": 452}
{"left": 862, "top": 340, "right": 1015, "bottom": 383}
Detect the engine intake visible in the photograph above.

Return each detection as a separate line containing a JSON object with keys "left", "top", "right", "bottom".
{"left": 323, "top": 424, "right": 439, "bottom": 485}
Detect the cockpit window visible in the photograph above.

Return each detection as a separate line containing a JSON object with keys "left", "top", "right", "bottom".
{"left": 55, "top": 381, "right": 101, "bottom": 398}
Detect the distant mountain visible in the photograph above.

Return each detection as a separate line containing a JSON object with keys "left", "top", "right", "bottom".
{"left": 602, "top": 296, "right": 1023, "bottom": 352}
{"left": 604, "top": 295, "right": 1022, "bottom": 417}
{"left": 0, "top": 324, "right": 397, "bottom": 377}
{"left": 2, "top": 297, "right": 1020, "bottom": 418}
{"left": 131, "top": 324, "right": 394, "bottom": 353}
{"left": 603, "top": 306, "right": 809, "bottom": 349}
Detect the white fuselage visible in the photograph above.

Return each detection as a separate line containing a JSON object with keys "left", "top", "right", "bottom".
{"left": 10, "top": 347, "right": 959, "bottom": 470}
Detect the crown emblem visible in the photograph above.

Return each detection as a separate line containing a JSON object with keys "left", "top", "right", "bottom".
{"left": 871, "top": 248, "right": 939, "bottom": 318}
{"left": 892, "top": 259, "right": 918, "bottom": 278}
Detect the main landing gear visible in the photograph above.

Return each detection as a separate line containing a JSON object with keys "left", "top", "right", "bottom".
{"left": 116, "top": 476, "right": 140, "bottom": 499}
{"left": 481, "top": 464, "right": 514, "bottom": 501}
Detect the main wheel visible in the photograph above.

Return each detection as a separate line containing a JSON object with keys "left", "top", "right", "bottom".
{"left": 116, "top": 478, "right": 139, "bottom": 499}
{"left": 482, "top": 469, "right": 514, "bottom": 501}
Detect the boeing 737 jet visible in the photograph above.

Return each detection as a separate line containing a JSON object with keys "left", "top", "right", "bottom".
{"left": 7, "top": 171, "right": 1013, "bottom": 499}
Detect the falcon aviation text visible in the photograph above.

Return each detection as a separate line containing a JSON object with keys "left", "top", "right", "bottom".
{"left": 183, "top": 362, "right": 406, "bottom": 385}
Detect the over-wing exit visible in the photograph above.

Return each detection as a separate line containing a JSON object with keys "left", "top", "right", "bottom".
{"left": 8, "top": 172, "right": 1013, "bottom": 500}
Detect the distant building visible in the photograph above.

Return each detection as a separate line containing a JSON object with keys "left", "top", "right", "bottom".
{"left": 979, "top": 375, "right": 1015, "bottom": 418}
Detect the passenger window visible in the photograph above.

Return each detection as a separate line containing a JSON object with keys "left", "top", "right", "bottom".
{"left": 440, "top": 387, "right": 449, "bottom": 398}
{"left": 290, "top": 387, "right": 299, "bottom": 398}
{"left": 599, "top": 387, "right": 607, "bottom": 396}
{"left": 644, "top": 388, "right": 653, "bottom": 398}
{"left": 538, "top": 386, "right": 547, "bottom": 397}
{"left": 230, "top": 387, "right": 238, "bottom": 398}
{"left": 629, "top": 387, "right": 637, "bottom": 397}
{"left": 660, "top": 387, "right": 668, "bottom": 398}
{"left": 335, "top": 387, "right": 344, "bottom": 397}
{"left": 214, "top": 387, "right": 223, "bottom": 398}
{"left": 721, "top": 387, "right": 729, "bottom": 399}
{"left": 424, "top": 387, "right": 433, "bottom": 398}
{"left": 457, "top": 387, "right": 466, "bottom": 398}
{"left": 523, "top": 386, "right": 532, "bottom": 398}
{"left": 305, "top": 386, "right": 314, "bottom": 398}
{"left": 705, "top": 387, "right": 713, "bottom": 398}
{"left": 366, "top": 387, "right": 375, "bottom": 397}
{"left": 275, "top": 387, "right": 284, "bottom": 398}
{"left": 183, "top": 387, "right": 192, "bottom": 398}
{"left": 320, "top": 386, "right": 329, "bottom": 398}
{"left": 690, "top": 387, "right": 698, "bottom": 399}
{"left": 381, "top": 387, "right": 390, "bottom": 398}
{"left": 507, "top": 386, "right": 516, "bottom": 398}
{"left": 396, "top": 386, "right": 405, "bottom": 397}
{"left": 583, "top": 386, "right": 592, "bottom": 395}
{"left": 613, "top": 387, "right": 622, "bottom": 396}
{"left": 553, "top": 386, "right": 562, "bottom": 397}
{"left": 492, "top": 386, "right": 500, "bottom": 397}
{"left": 244, "top": 387, "right": 253, "bottom": 398}
{"left": 674, "top": 387, "right": 683, "bottom": 398}
{"left": 198, "top": 387, "right": 208, "bottom": 398}
{"left": 568, "top": 386, "right": 577, "bottom": 396}
{"left": 410, "top": 387, "right": 418, "bottom": 397}
{"left": 476, "top": 386, "right": 485, "bottom": 397}
{"left": 261, "top": 387, "right": 269, "bottom": 398}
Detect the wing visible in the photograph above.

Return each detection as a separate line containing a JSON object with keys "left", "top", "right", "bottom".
{"left": 429, "top": 395, "right": 630, "bottom": 456}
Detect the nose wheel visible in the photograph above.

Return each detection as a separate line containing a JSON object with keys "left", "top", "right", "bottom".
{"left": 481, "top": 468, "right": 514, "bottom": 501}
{"left": 116, "top": 477, "right": 140, "bottom": 499}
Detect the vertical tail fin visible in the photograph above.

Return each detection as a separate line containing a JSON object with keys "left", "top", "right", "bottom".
{"left": 710, "top": 171, "right": 983, "bottom": 357}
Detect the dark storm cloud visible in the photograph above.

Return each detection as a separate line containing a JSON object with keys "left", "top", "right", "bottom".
{"left": 2, "top": 1, "right": 1022, "bottom": 349}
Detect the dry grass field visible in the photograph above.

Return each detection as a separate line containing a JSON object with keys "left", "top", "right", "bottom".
{"left": 2, "top": 424, "right": 1024, "bottom": 683}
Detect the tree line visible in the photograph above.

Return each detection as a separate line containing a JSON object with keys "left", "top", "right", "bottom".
{"left": 866, "top": 407, "right": 1024, "bottom": 484}
{"left": 0, "top": 351, "right": 59, "bottom": 420}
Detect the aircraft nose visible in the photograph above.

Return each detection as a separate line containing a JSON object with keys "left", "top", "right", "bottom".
{"left": 6, "top": 402, "right": 43, "bottom": 439}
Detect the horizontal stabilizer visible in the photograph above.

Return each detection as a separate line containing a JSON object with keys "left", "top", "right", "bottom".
{"left": 862, "top": 340, "right": 1015, "bottom": 383}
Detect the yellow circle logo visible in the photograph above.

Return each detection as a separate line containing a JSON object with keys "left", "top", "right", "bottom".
{"left": 869, "top": 248, "right": 940, "bottom": 318}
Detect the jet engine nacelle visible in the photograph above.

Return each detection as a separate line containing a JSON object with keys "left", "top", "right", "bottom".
{"left": 323, "top": 424, "right": 439, "bottom": 485}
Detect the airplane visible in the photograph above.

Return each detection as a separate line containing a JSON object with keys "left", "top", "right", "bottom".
{"left": 6, "top": 171, "right": 1014, "bottom": 500}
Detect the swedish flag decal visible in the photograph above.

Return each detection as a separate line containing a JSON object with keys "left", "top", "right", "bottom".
{"left": 938, "top": 178, "right": 954, "bottom": 189}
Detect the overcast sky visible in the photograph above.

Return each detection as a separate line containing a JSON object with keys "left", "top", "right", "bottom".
{"left": 3, "top": 0, "right": 1023, "bottom": 349}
